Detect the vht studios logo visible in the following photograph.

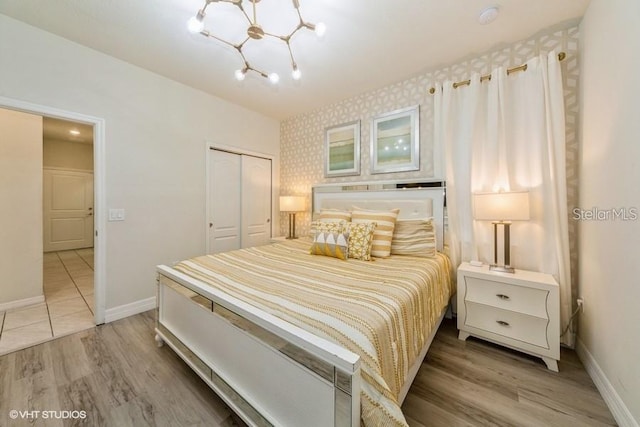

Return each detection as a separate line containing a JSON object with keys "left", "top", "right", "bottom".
{"left": 9, "top": 410, "right": 87, "bottom": 420}
{"left": 573, "top": 207, "right": 638, "bottom": 221}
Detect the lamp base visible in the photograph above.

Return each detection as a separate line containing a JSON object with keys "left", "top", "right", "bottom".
{"left": 489, "top": 264, "right": 515, "bottom": 274}
{"left": 286, "top": 212, "right": 298, "bottom": 239}
{"left": 490, "top": 221, "right": 515, "bottom": 273}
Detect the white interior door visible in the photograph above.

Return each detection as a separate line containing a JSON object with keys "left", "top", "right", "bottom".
{"left": 241, "top": 155, "right": 272, "bottom": 248}
{"left": 43, "top": 169, "right": 94, "bottom": 252}
{"left": 209, "top": 149, "right": 242, "bottom": 254}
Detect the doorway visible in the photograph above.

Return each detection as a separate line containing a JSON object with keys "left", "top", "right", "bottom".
{"left": 0, "top": 96, "right": 106, "bottom": 341}
{"left": 42, "top": 117, "right": 96, "bottom": 337}
{"left": 0, "top": 109, "right": 102, "bottom": 355}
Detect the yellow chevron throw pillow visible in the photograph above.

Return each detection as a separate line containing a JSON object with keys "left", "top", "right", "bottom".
{"left": 310, "top": 231, "right": 350, "bottom": 260}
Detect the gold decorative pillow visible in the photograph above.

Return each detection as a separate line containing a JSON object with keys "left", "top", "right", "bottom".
{"left": 310, "top": 232, "right": 349, "bottom": 260}
{"left": 310, "top": 220, "right": 346, "bottom": 237}
{"left": 351, "top": 207, "right": 400, "bottom": 258}
{"left": 346, "top": 222, "right": 377, "bottom": 261}
{"left": 319, "top": 209, "right": 352, "bottom": 223}
{"left": 391, "top": 219, "right": 436, "bottom": 258}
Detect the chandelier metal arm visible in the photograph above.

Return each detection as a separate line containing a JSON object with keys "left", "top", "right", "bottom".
{"left": 237, "top": 3, "right": 252, "bottom": 25}
{"left": 237, "top": 36, "right": 250, "bottom": 50}
{"left": 246, "top": 65, "right": 269, "bottom": 79}
{"left": 263, "top": 31, "right": 288, "bottom": 42}
{"left": 261, "top": 31, "right": 298, "bottom": 72}
{"left": 201, "top": 30, "right": 238, "bottom": 50}
{"left": 251, "top": 0, "right": 257, "bottom": 24}
{"left": 236, "top": 44, "right": 269, "bottom": 79}
{"left": 292, "top": 0, "right": 316, "bottom": 33}
{"left": 284, "top": 41, "right": 297, "bottom": 71}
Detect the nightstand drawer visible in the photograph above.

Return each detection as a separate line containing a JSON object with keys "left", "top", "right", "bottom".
{"left": 464, "top": 302, "right": 550, "bottom": 349}
{"left": 464, "top": 276, "right": 549, "bottom": 318}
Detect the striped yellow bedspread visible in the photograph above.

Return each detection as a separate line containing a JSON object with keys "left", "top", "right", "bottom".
{"left": 174, "top": 239, "right": 453, "bottom": 427}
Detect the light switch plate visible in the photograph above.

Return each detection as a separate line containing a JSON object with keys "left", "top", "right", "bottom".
{"left": 108, "top": 208, "right": 125, "bottom": 221}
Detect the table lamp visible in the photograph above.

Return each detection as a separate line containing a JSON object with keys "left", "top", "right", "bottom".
{"left": 473, "top": 191, "right": 530, "bottom": 273}
{"left": 280, "top": 196, "right": 305, "bottom": 239}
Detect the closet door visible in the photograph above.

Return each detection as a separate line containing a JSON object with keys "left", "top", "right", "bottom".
{"left": 241, "top": 155, "right": 272, "bottom": 248}
{"left": 209, "top": 149, "right": 242, "bottom": 253}
{"left": 208, "top": 149, "right": 272, "bottom": 254}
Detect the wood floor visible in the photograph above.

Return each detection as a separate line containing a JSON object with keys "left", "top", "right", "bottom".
{"left": 0, "top": 311, "right": 616, "bottom": 427}
{"left": 402, "top": 320, "right": 616, "bottom": 427}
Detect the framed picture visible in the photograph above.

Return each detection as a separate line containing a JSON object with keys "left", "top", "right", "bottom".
{"left": 325, "top": 120, "right": 361, "bottom": 177}
{"left": 371, "top": 106, "right": 420, "bottom": 174}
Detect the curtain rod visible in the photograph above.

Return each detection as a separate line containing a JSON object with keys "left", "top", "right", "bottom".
{"left": 428, "top": 52, "right": 566, "bottom": 95}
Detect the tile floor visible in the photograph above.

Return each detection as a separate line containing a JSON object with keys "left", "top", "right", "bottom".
{"left": 0, "top": 248, "right": 95, "bottom": 355}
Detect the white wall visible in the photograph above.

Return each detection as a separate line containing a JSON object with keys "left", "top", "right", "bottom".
{"left": 0, "top": 108, "right": 43, "bottom": 304}
{"left": 579, "top": 0, "right": 640, "bottom": 423}
{"left": 43, "top": 139, "right": 94, "bottom": 170}
{"left": 0, "top": 15, "right": 280, "bottom": 309}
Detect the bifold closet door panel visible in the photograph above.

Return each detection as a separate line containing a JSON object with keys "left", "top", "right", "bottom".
{"left": 209, "top": 149, "right": 242, "bottom": 254}
{"left": 241, "top": 155, "right": 271, "bottom": 248}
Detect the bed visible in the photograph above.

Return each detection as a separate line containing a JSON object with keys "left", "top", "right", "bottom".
{"left": 155, "top": 181, "right": 452, "bottom": 427}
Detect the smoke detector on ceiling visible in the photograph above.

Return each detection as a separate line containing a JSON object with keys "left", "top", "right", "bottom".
{"left": 478, "top": 6, "right": 500, "bottom": 25}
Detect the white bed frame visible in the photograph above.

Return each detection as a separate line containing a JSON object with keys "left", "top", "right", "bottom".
{"left": 155, "top": 180, "right": 446, "bottom": 427}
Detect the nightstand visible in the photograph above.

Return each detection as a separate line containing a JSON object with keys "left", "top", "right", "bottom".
{"left": 457, "top": 262, "right": 560, "bottom": 371}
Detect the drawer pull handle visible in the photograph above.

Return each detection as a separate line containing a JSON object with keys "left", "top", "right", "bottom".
{"left": 496, "top": 320, "right": 510, "bottom": 327}
{"left": 496, "top": 294, "right": 510, "bottom": 300}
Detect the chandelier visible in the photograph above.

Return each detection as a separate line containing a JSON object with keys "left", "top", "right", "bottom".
{"left": 187, "top": 0, "right": 326, "bottom": 84}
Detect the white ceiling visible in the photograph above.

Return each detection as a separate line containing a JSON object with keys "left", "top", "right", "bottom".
{"left": 0, "top": 0, "right": 589, "bottom": 120}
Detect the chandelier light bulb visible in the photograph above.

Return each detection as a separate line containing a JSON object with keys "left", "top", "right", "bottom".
{"left": 234, "top": 69, "right": 246, "bottom": 81}
{"left": 187, "top": 16, "right": 204, "bottom": 33}
{"left": 292, "top": 67, "right": 302, "bottom": 80}
{"left": 268, "top": 73, "right": 280, "bottom": 84}
{"left": 314, "top": 22, "right": 326, "bottom": 38}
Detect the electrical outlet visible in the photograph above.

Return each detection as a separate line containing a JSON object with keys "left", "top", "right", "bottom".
{"left": 577, "top": 298, "right": 584, "bottom": 313}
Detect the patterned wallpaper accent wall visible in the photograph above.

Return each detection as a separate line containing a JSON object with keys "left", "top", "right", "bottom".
{"left": 281, "top": 23, "right": 580, "bottom": 294}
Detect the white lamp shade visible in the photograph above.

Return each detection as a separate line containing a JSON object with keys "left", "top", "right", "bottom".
{"left": 473, "top": 191, "right": 530, "bottom": 221}
{"left": 280, "top": 196, "right": 305, "bottom": 212}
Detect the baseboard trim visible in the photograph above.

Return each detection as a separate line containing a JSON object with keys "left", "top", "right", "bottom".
{"left": 0, "top": 295, "right": 45, "bottom": 312}
{"left": 105, "top": 296, "right": 156, "bottom": 323}
{"left": 576, "top": 337, "right": 639, "bottom": 427}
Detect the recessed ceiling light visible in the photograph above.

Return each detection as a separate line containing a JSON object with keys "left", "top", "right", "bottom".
{"left": 478, "top": 6, "right": 499, "bottom": 25}
{"left": 69, "top": 129, "right": 80, "bottom": 136}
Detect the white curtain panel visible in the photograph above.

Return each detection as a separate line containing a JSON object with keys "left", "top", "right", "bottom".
{"left": 435, "top": 51, "right": 573, "bottom": 345}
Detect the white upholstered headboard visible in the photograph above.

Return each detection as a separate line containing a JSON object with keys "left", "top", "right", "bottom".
{"left": 312, "top": 181, "right": 446, "bottom": 251}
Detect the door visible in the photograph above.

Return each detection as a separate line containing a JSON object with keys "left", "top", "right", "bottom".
{"left": 209, "top": 149, "right": 242, "bottom": 253}
{"left": 241, "top": 155, "right": 272, "bottom": 248}
{"left": 43, "top": 169, "right": 94, "bottom": 252}
{"left": 207, "top": 148, "right": 272, "bottom": 253}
